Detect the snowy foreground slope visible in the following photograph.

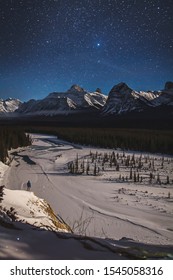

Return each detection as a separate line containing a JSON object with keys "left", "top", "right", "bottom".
{"left": 0, "top": 188, "right": 70, "bottom": 233}
{"left": 0, "top": 187, "right": 173, "bottom": 260}
{"left": 0, "top": 136, "right": 173, "bottom": 259}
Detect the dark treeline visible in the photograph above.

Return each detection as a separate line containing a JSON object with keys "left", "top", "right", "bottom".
{"left": 55, "top": 128, "right": 173, "bottom": 155}
{"left": 0, "top": 127, "right": 32, "bottom": 163}
{"left": 26, "top": 126, "right": 173, "bottom": 155}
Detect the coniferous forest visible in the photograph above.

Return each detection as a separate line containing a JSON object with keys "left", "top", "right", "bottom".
{"left": 0, "top": 127, "right": 32, "bottom": 163}
{"left": 0, "top": 125, "right": 172, "bottom": 164}
{"left": 55, "top": 128, "right": 173, "bottom": 155}
{"left": 27, "top": 127, "right": 173, "bottom": 155}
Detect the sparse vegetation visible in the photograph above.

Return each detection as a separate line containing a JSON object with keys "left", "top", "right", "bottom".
{"left": 41, "top": 202, "right": 71, "bottom": 232}
{"left": 67, "top": 150, "right": 173, "bottom": 186}
{"left": 70, "top": 208, "right": 94, "bottom": 236}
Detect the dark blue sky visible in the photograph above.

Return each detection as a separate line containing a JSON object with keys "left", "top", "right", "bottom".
{"left": 0, "top": 0, "right": 173, "bottom": 101}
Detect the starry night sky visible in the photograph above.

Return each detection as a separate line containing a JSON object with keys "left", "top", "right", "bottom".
{"left": 0, "top": 0, "right": 173, "bottom": 101}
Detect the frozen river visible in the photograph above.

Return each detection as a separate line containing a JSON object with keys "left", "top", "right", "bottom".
{"left": 4, "top": 134, "right": 173, "bottom": 245}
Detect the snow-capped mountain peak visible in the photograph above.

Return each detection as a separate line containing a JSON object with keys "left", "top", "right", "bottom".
{"left": 109, "top": 82, "right": 132, "bottom": 96}
{"left": 16, "top": 85, "right": 107, "bottom": 116}
{"left": 0, "top": 98, "right": 22, "bottom": 115}
{"left": 103, "top": 82, "right": 143, "bottom": 115}
{"left": 103, "top": 81, "right": 173, "bottom": 115}
{"left": 67, "top": 84, "right": 85, "bottom": 93}
{"left": 2, "top": 81, "right": 173, "bottom": 118}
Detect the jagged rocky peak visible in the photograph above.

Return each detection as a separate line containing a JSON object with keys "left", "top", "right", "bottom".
{"left": 164, "top": 81, "right": 173, "bottom": 91}
{"left": 109, "top": 82, "right": 133, "bottom": 96}
{"left": 0, "top": 98, "right": 22, "bottom": 114}
{"left": 5, "top": 97, "right": 21, "bottom": 103}
{"left": 68, "top": 84, "right": 85, "bottom": 93}
{"left": 95, "top": 88, "right": 102, "bottom": 93}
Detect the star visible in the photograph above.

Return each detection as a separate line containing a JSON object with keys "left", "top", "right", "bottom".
{"left": 0, "top": 0, "right": 172, "bottom": 100}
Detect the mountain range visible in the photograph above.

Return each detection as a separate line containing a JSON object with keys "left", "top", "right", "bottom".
{"left": 16, "top": 84, "right": 107, "bottom": 116}
{"left": 0, "top": 82, "right": 173, "bottom": 127}
{"left": 103, "top": 81, "right": 173, "bottom": 115}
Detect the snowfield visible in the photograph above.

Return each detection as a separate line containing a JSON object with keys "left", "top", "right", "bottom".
{"left": 0, "top": 133, "right": 173, "bottom": 259}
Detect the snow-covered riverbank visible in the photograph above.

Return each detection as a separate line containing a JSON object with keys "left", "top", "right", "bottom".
{"left": 1, "top": 133, "right": 173, "bottom": 259}
{"left": 2, "top": 134, "right": 173, "bottom": 246}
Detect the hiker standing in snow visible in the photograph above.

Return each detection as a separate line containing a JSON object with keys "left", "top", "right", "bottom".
{"left": 27, "top": 180, "right": 31, "bottom": 191}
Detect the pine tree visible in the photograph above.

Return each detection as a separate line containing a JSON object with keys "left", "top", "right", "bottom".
{"left": 161, "top": 157, "right": 164, "bottom": 168}
{"left": 69, "top": 162, "right": 75, "bottom": 174}
{"left": 156, "top": 173, "right": 161, "bottom": 184}
{"left": 100, "top": 157, "right": 104, "bottom": 170}
{"left": 137, "top": 173, "right": 140, "bottom": 182}
{"left": 110, "top": 157, "right": 112, "bottom": 168}
{"left": 116, "top": 163, "right": 119, "bottom": 171}
{"left": 112, "top": 151, "right": 115, "bottom": 161}
{"left": 81, "top": 160, "right": 85, "bottom": 173}
{"left": 125, "top": 158, "right": 129, "bottom": 167}
{"left": 74, "top": 154, "right": 79, "bottom": 173}
{"left": 91, "top": 154, "right": 94, "bottom": 163}
{"left": 134, "top": 171, "right": 136, "bottom": 182}
{"left": 166, "top": 175, "right": 170, "bottom": 184}
{"left": 152, "top": 158, "right": 155, "bottom": 171}
{"left": 86, "top": 161, "right": 90, "bottom": 175}
{"left": 94, "top": 163, "right": 97, "bottom": 176}
{"left": 132, "top": 154, "right": 135, "bottom": 163}
{"left": 149, "top": 172, "right": 153, "bottom": 183}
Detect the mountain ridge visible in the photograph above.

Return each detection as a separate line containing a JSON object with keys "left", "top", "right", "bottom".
{"left": 16, "top": 84, "right": 107, "bottom": 115}
{"left": 0, "top": 82, "right": 173, "bottom": 123}
{"left": 17, "top": 81, "right": 173, "bottom": 116}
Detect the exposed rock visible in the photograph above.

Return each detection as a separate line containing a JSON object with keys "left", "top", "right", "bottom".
{"left": 164, "top": 81, "right": 173, "bottom": 91}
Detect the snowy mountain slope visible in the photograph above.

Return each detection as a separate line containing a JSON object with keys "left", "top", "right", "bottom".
{"left": 102, "top": 81, "right": 173, "bottom": 115}
{"left": 1, "top": 82, "right": 173, "bottom": 118}
{"left": 138, "top": 91, "right": 160, "bottom": 101}
{"left": 0, "top": 98, "right": 22, "bottom": 114}
{"left": 17, "top": 85, "right": 107, "bottom": 116}
{"left": 153, "top": 81, "right": 173, "bottom": 106}
{"left": 102, "top": 82, "right": 147, "bottom": 115}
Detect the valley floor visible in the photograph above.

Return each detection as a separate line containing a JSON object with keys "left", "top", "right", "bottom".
{"left": 3, "top": 134, "right": 173, "bottom": 245}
